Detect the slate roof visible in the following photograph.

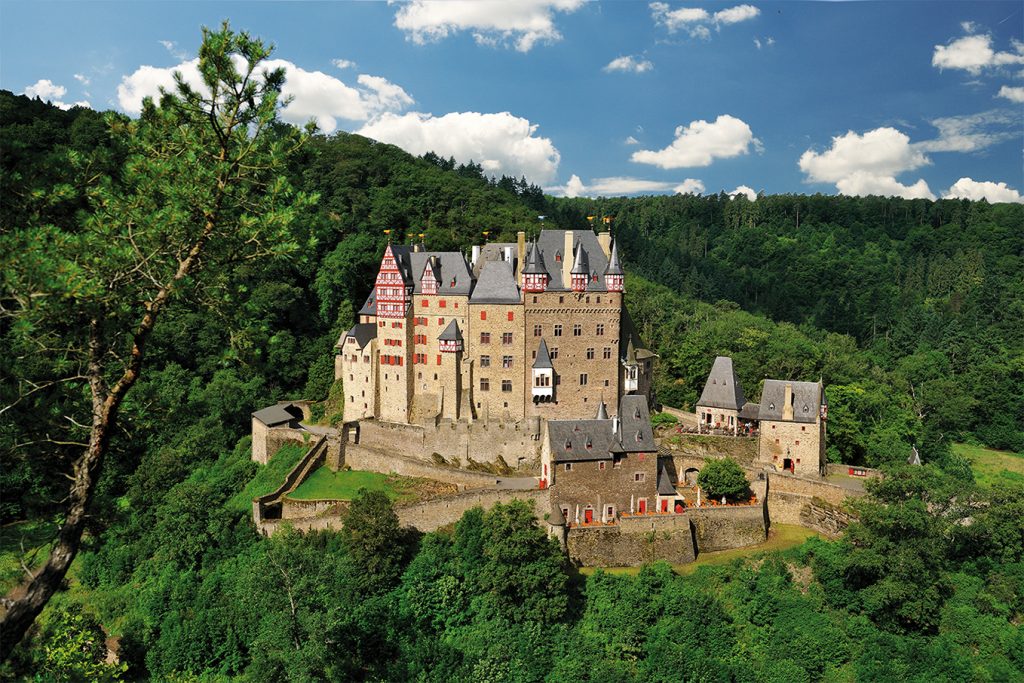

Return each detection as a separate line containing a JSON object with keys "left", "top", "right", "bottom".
{"left": 408, "top": 252, "right": 473, "bottom": 296}
{"left": 252, "top": 403, "right": 304, "bottom": 427}
{"left": 338, "top": 323, "right": 377, "bottom": 350}
{"left": 536, "top": 230, "right": 610, "bottom": 291}
{"left": 739, "top": 402, "right": 761, "bottom": 420}
{"left": 438, "top": 319, "right": 463, "bottom": 342}
{"left": 618, "top": 394, "right": 654, "bottom": 452}
{"left": 758, "top": 380, "right": 823, "bottom": 424}
{"left": 570, "top": 241, "right": 589, "bottom": 275}
{"left": 470, "top": 260, "right": 521, "bottom": 304}
{"left": 595, "top": 400, "right": 609, "bottom": 420}
{"left": 522, "top": 241, "right": 546, "bottom": 274}
{"left": 657, "top": 466, "right": 677, "bottom": 496}
{"left": 474, "top": 242, "right": 517, "bottom": 277}
{"left": 533, "top": 339, "right": 553, "bottom": 369}
{"left": 697, "top": 356, "right": 746, "bottom": 411}
{"left": 547, "top": 395, "right": 656, "bottom": 462}
{"left": 604, "top": 240, "right": 624, "bottom": 276}
{"left": 357, "top": 289, "right": 377, "bottom": 316}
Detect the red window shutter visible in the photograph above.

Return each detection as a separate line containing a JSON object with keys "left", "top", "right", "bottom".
{"left": 421, "top": 300, "right": 428, "bottom": 307}
{"left": 481, "top": 310, "right": 487, "bottom": 321}
{"left": 507, "top": 311, "right": 514, "bottom": 321}
{"left": 436, "top": 355, "right": 441, "bottom": 365}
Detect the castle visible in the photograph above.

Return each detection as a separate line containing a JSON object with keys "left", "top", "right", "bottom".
{"left": 335, "top": 229, "right": 655, "bottom": 427}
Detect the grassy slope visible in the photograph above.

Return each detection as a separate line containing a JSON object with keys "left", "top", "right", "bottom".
{"left": 289, "top": 468, "right": 399, "bottom": 501}
{"left": 226, "top": 443, "right": 308, "bottom": 514}
{"left": 953, "top": 442, "right": 1024, "bottom": 488}
{"left": 579, "top": 524, "right": 821, "bottom": 577}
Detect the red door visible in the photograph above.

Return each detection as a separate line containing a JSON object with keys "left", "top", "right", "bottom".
{"left": 584, "top": 508, "right": 594, "bottom": 524}
{"left": 661, "top": 499, "right": 669, "bottom": 513}
{"left": 638, "top": 499, "right": 647, "bottom": 514}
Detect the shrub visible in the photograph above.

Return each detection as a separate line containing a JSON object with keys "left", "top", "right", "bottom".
{"left": 697, "top": 458, "right": 749, "bottom": 501}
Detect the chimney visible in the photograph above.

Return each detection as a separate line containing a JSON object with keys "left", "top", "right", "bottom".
{"left": 471, "top": 245, "right": 480, "bottom": 266}
{"left": 413, "top": 242, "right": 423, "bottom": 253}
{"left": 597, "top": 230, "right": 611, "bottom": 258}
{"left": 783, "top": 383, "right": 794, "bottom": 421}
{"left": 562, "top": 230, "right": 573, "bottom": 290}
{"left": 516, "top": 231, "right": 526, "bottom": 278}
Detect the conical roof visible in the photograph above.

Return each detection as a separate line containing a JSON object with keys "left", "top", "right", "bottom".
{"left": 697, "top": 356, "right": 746, "bottom": 411}
{"left": 548, "top": 503, "right": 566, "bottom": 526}
{"left": 595, "top": 400, "right": 609, "bottom": 420}
{"left": 438, "top": 319, "right": 463, "bottom": 342}
{"left": 522, "top": 240, "right": 547, "bottom": 275}
{"left": 533, "top": 339, "right": 553, "bottom": 369}
{"left": 657, "top": 466, "right": 677, "bottom": 496}
{"left": 570, "top": 241, "right": 589, "bottom": 275}
{"left": 604, "top": 239, "right": 623, "bottom": 276}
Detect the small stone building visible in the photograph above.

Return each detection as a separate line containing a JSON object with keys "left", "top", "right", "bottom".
{"left": 251, "top": 402, "right": 307, "bottom": 465}
{"left": 757, "top": 380, "right": 827, "bottom": 475}
{"left": 695, "top": 356, "right": 747, "bottom": 434}
{"left": 541, "top": 395, "right": 666, "bottom": 525}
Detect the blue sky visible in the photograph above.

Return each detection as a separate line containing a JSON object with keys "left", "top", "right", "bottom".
{"left": 3, "top": 1, "right": 1023, "bottom": 201}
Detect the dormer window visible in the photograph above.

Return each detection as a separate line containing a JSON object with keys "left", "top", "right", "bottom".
{"left": 634, "top": 408, "right": 640, "bottom": 419}
{"left": 564, "top": 439, "right": 572, "bottom": 450}
{"left": 635, "top": 431, "right": 643, "bottom": 442}
{"left": 803, "top": 404, "right": 809, "bottom": 413}
{"left": 585, "top": 438, "right": 592, "bottom": 450}
{"left": 769, "top": 403, "right": 775, "bottom": 410}
{"left": 555, "top": 251, "right": 562, "bottom": 262}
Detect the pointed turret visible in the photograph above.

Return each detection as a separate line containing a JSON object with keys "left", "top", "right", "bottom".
{"left": 438, "top": 320, "right": 463, "bottom": 352}
{"left": 522, "top": 240, "right": 548, "bottom": 292}
{"left": 604, "top": 239, "right": 624, "bottom": 292}
{"left": 595, "top": 399, "right": 609, "bottom": 420}
{"left": 531, "top": 339, "right": 554, "bottom": 402}
{"left": 570, "top": 241, "right": 589, "bottom": 292}
{"left": 533, "top": 339, "right": 553, "bottom": 369}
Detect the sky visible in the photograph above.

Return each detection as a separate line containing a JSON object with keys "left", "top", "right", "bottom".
{"left": 3, "top": 1, "right": 1023, "bottom": 202}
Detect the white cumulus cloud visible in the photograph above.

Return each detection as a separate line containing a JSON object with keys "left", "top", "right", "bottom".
{"left": 393, "top": 0, "right": 585, "bottom": 52}
{"left": 604, "top": 55, "right": 654, "bottom": 74}
{"left": 73, "top": 73, "right": 90, "bottom": 86}
{"left": 651, "top": 3, "right": 759, "bottom": 38}
{"left": 631, "top": 114, "right": 761, "bottom": 169}
{"left": 332, "top": 58, "right": 356, "bottom": 69}
{"left": 798, "top": 127, "right": 937, "bottom": 200}
{"left": 624, "top": 135, "right": 640, "bottom": 145}
{"left": 997, "top": 85, "right": 1024, "bottom": 103}
{"left": 23, "top": 79, "right": 90, "bottom": 110}
{"left": 116, "top": 58, "right": 413, "bottom": 133}
{"left": 675, "top": 178, "right": 705, "bottom": 195}
{"left": 915, "top": 109, "right": 1018, "bottom": 153}
{"left": 943, "top": 177, "right": 1023, "bottom": 203}
{"left": 932, "top": 33, "right": 1024, "bottom": 75}
{"left": 550, "top": 175, "right": 705, "bottom": 197}
{"left": 358, "top": 111, "right": 561, "bottom": 183}
{"left": 729, "top": 185, "right": 757, "bottom": 200}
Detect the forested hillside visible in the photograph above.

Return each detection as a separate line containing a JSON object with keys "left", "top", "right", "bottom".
{"left": 2, "top": 83, "right": 1022, "bottom": 681}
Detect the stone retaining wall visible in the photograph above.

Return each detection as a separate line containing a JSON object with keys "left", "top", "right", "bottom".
{"left": 281, "top": 497, "right": 348, "bottom": 520}
{"left": 345, "top": 444, "right": 515, "bottom": 490}
{"left": 396, "top": 488, "right": 549, "bottom": 532}
{"left": 567, "top": 525, "right": 696, "bottom": 567}
{"left": 800, "top": 499, "right": 855, "bottom": 538}
{"left": 357, "top": 419, "right": 541, "bottom": 471}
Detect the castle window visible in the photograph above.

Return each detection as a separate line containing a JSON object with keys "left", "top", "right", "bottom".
{"left": 551, "top": 347, "right": 558, "bottom": 359}
{"left": 803, "top": 404, "right": 809, "bottom": 413}
{"left": 586, "top": 348, "right": 595, "bottom": 360}
{"left": 421, "top": 300, "right": 428, "bottom": 307}
{"left": 565, "top": 440, "right": 572, "bottom": 450}
{"left": 438, "top": 318, "right": 444, "bottom": 325}
{"left": 573, "top": 324, "right": 582, "bottom": 336}
{"left": 603, "top": 347, "right": 612, "bottom": 359}
{"left": 555, "top": 252, "right": 562, "bottom": 262}
{"left": 534, "top": 324, "right": 543, "bottom": 337}
{"left": 533, "top": 296, "right": 538, "bottom": 304}
{"left": 795, "top": 440, "right": 801, "bottom": 445}
{"left": 579, "top": 373, "right": 588, "bottom": 386}
{"left": 613, "top": 454, "right": 622, "bottom": 469}
{"left": 559, "top": 296, "right": 564, "bottom": 304}
{"left": 564, "top": 462, "right": 572, "bottom": 471}
{"left": 501, "top": 380, "right": 512, "bottom": 392}
{"left": 480, "top": 355, "right": 491, "bottom": 367}
{"left": 634, "top": 472, "right": 645, "bottom": 483}
{"left": 586, "top": 296, "right": 590, "bottom": 303}
{"left": 554, "top": 324, "right": 562, "bottom": 337}
{"left": 439, "top": 300, "right": 446, "bottom": 308}
{"left": 507, "top": 311, "right": 514, "bottom": 321}
{"left": 596, "top": 324, "right": 604, "bottom": 336}
{"left": 802, "top": 426, "right": 806, "bottom": 431}
{"left": 480, "top": 378, "right": 490, "bottom": 391}
{"left": 480, "top": 332, "right": 491, "bottom": 344}
{"left": 502, "top": 332, "right": 513, "bottom": 345}
{"left": 481, "top": 310, "right": 487, "bottom": 321}
{"left": 599, "top": 460, "right": 605, "bottom": 469}
{"left": 769, "top": 403, "right": 775, "bottom": 411}
{"left": 436, "top": 355, "right": 441, "bottom": 365}
{"left": 502, "top": 356, "right": 513, "bottom": 369}
{"left": 597, "top": 296, "right": 601, "bottom": 303}
{"left": 586, "top": 438, "right": 593, "bottom": 450}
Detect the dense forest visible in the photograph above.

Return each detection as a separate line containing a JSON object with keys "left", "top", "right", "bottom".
{"left": 1, "top": 29, "right": 1022, "bottom": 682}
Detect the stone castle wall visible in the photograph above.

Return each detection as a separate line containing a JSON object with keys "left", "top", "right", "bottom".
{"left": 396, "top": 489, "right": 549, "bottom": 532}
{"left": 800, "top": 499, "right": 855, "bottom": 538}
{"left": 759, "top": 419, "right": 825, "bottom": 475}
{"left": 357, "top": 418, "right": 541, "bottom": 471}
{"left": 344, "top": 444, "right": 520, "bottom": 489}
{"left": 567, "top": 525, "right": 696, "bottom": 567}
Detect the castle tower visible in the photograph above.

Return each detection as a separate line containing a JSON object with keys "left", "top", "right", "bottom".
{"left": 531, "top": 339, "right": 554, "bottom": 403}
{"left": 375, "top": 243, "right": 413, "bottom": 423}
{"left": 438, "top": 320, "right": 464, "bottom": 420}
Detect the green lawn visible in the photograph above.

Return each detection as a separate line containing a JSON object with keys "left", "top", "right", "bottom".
{"left": 0, "top": 519, "right": 58, "bottom": 595}
{"left": 289, "top": 467, "right": 400, "bottom": 501}
{"left": 579, "top": 524, "right": 821, "bottom": 577}
{"left": 953, "top": 442, "right": 1024, "bottom": 489}
{"left": 227, "top": 443, "right": 308, "bottom": 513}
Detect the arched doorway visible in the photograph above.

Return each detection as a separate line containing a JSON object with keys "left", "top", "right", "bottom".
{"left": 684, "top": 467, "right": 700, "bottom": 486}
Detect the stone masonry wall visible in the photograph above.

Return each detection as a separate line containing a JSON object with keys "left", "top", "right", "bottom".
{"left": 357, "top": 418, "right": 541, "bottom": 471}
{"left": 468, "top": 301, "right": 526, "bottom": 421}
{"left": 266, "top": 427, "right": 314, "bottom": 462}
{"left": 344, "top": 444, "right": 518, "bottom": 489}
{"left": 759, "top": 419, "right": 825, "bottom": 475}
{"left": 281, "top": 498, "right": 347, "bottom": 520}
{"left": 800, "top": 499, "right": 855, "bottom": 538}
{"left": 396, "top": 488, "right": 549, "bottom": 532}
{"left": 567, "top": 525, "right": 696, "bottom": 567}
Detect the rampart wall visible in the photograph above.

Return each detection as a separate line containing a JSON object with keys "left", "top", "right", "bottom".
{"left": 396, "top": 488, "right": 549, "bottom": 532}
{"left": 567, "top": 526, "right": 696, "bottom": 567}
{"left": 344, "top": 444, "right": 517, "bottom": 490}
{"left": 357, "top": 419, "right": 541, "bottom": 471}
